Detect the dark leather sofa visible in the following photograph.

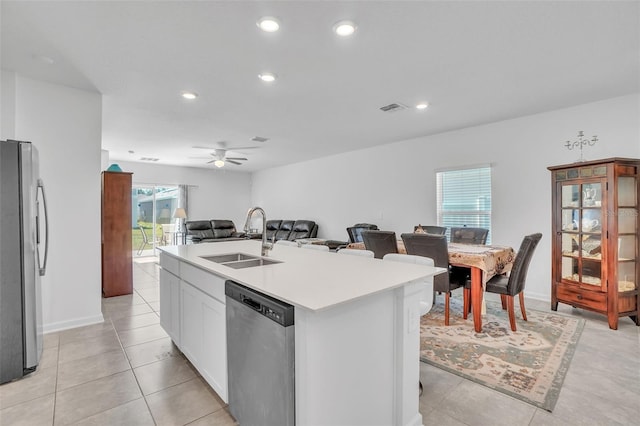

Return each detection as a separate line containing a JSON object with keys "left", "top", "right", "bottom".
{"left": 265, "top": 220, "right": 318, "bottom": 242}
{"left": 185, "top": 219, "right": 246, "bottom": 243}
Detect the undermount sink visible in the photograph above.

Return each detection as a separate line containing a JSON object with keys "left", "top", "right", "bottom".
{"left": 200, "top": 252, "right": 282, "bottom": 269}
{"left": 201, "top": 253, "right": 259, "bottom": 263}
{"left": 224, "top": 258, "right": 282, "bottom": 269}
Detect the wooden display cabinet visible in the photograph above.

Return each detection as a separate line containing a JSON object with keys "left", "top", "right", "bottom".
{"left": 548, "top": 158, "right": 639, "bottom": 329}
{"left": 101, "top": 171, "right": 133, "bottom": 297}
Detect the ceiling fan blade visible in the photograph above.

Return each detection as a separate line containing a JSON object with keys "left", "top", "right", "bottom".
{"left": 206, "top": 159, "right": 216, "bottom": 164}
{"left": 192, "top": 145, "right": 219, "bottom": 150}
{"left": 227, "top": 160, "right": 243, "bottom": 165}
{"left": 227, "top": 146, "right": 260, "bottom": 150}
{"left": 225, "top": 157, "right": 247, "bottom": 161}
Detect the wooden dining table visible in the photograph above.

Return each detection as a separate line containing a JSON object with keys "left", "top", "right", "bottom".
{"left": 347, "top": 241, "right": 516, "bottom": 332}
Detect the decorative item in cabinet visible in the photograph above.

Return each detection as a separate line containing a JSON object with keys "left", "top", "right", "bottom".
{"left": 548, "top": 158, "right": 639, "bottom": 330}
{"left": 101, "top": 170, "right": 133, "bottom": 297}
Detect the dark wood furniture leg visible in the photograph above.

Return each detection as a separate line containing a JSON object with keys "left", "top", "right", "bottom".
{"left": 471, "top": 267, "right": 483, "bottom": 332}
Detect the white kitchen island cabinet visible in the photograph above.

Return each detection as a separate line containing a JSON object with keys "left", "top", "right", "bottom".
{"left": 159, "top": 240, "right": 441, "bottom": 426}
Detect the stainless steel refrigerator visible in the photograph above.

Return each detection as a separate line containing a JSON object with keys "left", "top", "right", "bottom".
{"left": 0, "top": 139, "right": 49, "bottom": 384}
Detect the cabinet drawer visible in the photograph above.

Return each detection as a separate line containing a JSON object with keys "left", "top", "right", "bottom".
{"left": 557, "top": 285, "right": 606, "bottom": 310}
{"left": 181, "top": 262, "right": 225, "bottom": 303}
{"left": 159, "top": 252, "right": 180, "bottom": 276}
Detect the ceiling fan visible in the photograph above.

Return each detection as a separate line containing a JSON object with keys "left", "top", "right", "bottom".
{"left": 191, "top": 142, "right": 259, "bottom": 168}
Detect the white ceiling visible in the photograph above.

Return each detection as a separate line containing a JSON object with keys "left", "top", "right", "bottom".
{"left": 2, "top": 1, "right": 638, "bottom": 172}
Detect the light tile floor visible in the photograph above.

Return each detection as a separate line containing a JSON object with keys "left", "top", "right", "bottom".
{"left": 1, "top": 257, "right": 638, "bottom": 425}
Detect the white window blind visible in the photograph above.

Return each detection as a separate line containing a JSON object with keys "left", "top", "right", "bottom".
{"left": 436, "top": 166, "right": 492, "bottom": 243}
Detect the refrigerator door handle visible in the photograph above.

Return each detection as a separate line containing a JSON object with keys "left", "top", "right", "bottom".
{"left": 37, "top": 178, "right": 49, "bottom": 276}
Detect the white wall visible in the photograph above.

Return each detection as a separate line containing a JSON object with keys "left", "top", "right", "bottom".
{"left": 252, "top": 94, "right": 640, "bottom": 301}
{"left": 115, "top": 161, "right": 252, "bottom": 228}
{"left": 3, "top": 72, "right": 104, "bottom": 332}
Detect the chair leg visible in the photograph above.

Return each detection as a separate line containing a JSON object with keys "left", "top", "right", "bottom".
{"left": 444, "top": 292, "right": 450, "bottom": 326}
{"left": 506, "top": 295, "right": 516, "bottom": 331}
{"left": 463, "top": 288, "right": 471, "bottom": 319}
{"left": 500, "top": 294, "right": 507, "bottom": 310}
{"left": 137, "top": 241, "right": 146, "bottom": 256}
{"left": 519, "top": 292, "right": 528, "bottom": 322}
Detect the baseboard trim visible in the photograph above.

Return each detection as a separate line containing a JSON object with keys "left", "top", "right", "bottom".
{"left": 43, "top": 314, "right": 105, "bottom": 334}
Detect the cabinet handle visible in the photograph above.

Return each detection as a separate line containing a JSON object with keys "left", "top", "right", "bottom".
{"left": 576, "top": 294, "right": 583, "bottom": 300}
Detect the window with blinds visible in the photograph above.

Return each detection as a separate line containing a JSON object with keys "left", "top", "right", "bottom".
{"left": 436, "top": 166, "right": 492, "bottom": 243}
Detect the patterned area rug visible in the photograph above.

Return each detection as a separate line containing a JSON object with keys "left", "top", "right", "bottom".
{"left": 420, "top": 298, "right": 584, "bottom": 411}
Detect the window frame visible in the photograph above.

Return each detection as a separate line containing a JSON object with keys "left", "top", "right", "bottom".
{"left": 436, "top": 164, "right": 492, "bottom": 243}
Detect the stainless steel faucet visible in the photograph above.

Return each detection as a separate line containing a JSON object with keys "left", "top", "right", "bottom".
{"left": 244, "top": 206, "right": 271, "bottom": 256}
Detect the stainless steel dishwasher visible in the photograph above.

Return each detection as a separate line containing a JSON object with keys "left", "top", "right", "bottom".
{"left": 225, "top": 280, "right": 295, "bottom": 426}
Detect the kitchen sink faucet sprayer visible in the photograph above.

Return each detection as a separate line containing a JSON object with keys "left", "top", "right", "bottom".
{"left": 244, "top": 207, "right": 272, "bottom": 256}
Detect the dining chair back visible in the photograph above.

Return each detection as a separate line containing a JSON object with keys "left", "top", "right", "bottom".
{"left": 400, "top": 232, "right": 469, "bottom": 325}
{"left": 413, "top": 225, "right": 447, "bottom": 235}
{"left": 450, "top": 227, "right": 489, "bottom": 245}
{"left": 383, "top": 253, "right": 435, "bottom": 315}
{"left": 361, "top": 230, "right": 398, "bottom": 259}
{"left": 346, "top": 223, "right": 379, "bottom": 244}
{"left": 485, "top": 233, "right": 542, "bottom": 331}
{"left": 301, "top": 243, "right": 329, "bottom": 252}
{"left": 337, "top": 248, "right": 375, "bottom": 258}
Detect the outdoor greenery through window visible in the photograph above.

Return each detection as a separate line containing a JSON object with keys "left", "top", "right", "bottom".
{"left": 436, "top": 165, "right": 492, "bottom": 244}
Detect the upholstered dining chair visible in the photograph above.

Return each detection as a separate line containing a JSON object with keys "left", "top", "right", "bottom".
{"left": 301, "top": 243, "right": 329, "bottom": 252}
{"left": 413, "top": 225, "right": 447, "bottom": 235}
{"left": 337, "top": 248, "right": 375, "bottom": 258}
{"left": 346, "top": 223, "right": 379, "bottom": 244}
{"left": 275, "top": 239, "right": 298, "bottom": 247}
{"left": 382, "top": 253, "right": 434, "bottom": 316}
{"left": 361, "top": 230, "right": 398, "bottom": 259}
{"left": 450, "top": 227, "right": 489, "bottom": 245}
{"left": 485, "top": 233, "right": 542, "bottom": 331}
{"left": 400, "top": 233, "right": 469, "bottom": 325}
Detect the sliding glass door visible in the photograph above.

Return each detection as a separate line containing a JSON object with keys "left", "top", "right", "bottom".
{"left": 132, "top": 185, "right": 179, "bottom": 257}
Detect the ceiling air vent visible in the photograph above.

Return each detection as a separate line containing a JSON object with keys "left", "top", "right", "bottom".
{"left": 251, "top": 136, "right": 269, "bottom": 143}
{"left": 379, "top": 103, "right": 408, "bottom": 113}
{"left": 139, "top": 157, "right": 159, "bottom": 162}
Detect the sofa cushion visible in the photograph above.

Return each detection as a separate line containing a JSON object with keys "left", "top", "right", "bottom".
{"left": 289, "top": 220, "right": 317, "bottom": 240}
{"left": 275, "top": 220, "right": 295, "bottom": 241}
{"left": 185, "top": 220, "right": 215, "bottom": 240}
{"left": 265, "top": 220, "right": 282, "bottom": 241}
{"left": 211, "top": 219, "right": 236, "bottom": 238}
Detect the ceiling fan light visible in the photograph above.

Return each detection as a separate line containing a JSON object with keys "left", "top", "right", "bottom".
{"left": 214, "top": 159, "right": 225, "bottom": 168}
{"left": 258, "top": 72, "right": 277, "bottom": 82}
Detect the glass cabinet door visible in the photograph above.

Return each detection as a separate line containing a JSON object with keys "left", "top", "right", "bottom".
{"left": 617, "top": 176, "right": 637, "bottom": 293}
{"left": 560, "top": 181, "right": 603, "bottom": 289}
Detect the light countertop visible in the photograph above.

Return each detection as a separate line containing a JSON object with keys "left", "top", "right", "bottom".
{"left": 159, "top": 240, "right": 444, "bottom": 312}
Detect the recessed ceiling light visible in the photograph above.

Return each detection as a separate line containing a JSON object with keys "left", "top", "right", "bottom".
{"left": 181, "top": 91, "right": 198, "bottom": 100}
{"left": 416, "top": 103, "right": 429, "bottom": 110}
{"left": 257, "top": 17, "right": 280, "bottom": 32}
{"left": 258, "top": 73, "right": 277, "bottom": 82}
{"left": 333, "top": 20, "right": 357, "bottom": 37}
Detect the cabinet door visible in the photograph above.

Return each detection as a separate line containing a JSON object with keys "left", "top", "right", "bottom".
{"left": 200, "top": 295, "right": 228, "bottom": 401}
{"left": 179, "top": 281, "right": 228, "bottom": 402}
{"left": 180, "top": 281, "right": 202, "bottom": 365}
{"left": 617, "top": 175, "right": 638, "bottom": 294}
{"left": 559, "top": 181, "right": 604, "bottom": 291}
{"left": 159, "top": 269, "right": 180, "bottom": 345}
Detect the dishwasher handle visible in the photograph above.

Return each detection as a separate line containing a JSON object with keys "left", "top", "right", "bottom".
{"left": 242, "top": 297, "right": 262, "bottom": 312}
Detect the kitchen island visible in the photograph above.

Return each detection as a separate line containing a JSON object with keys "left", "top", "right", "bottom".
{"left": 159, "top": 240, "right": 442, "bottom": 426}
